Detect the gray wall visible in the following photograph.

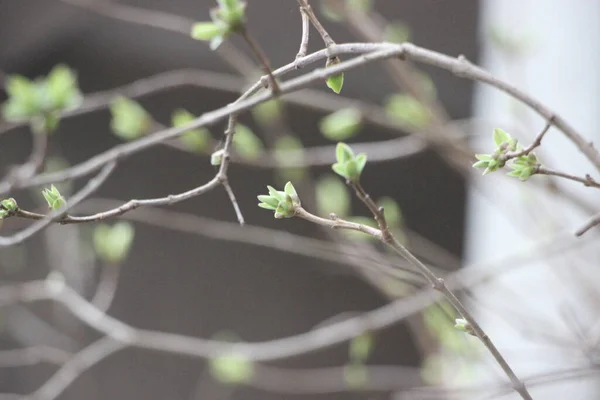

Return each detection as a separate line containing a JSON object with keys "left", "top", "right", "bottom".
{"left": 0, "top": 1, "right": 478, "bottom": 398}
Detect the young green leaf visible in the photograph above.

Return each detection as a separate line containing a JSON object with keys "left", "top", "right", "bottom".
{"left": 191, "top": 22, "right": 224, "bottom": 41}
{"left": 354, "top": 154, "right": 367, "bottom": 176}
{"left": 257, "top": 195, "right": 278, "bottom": 208}
{"left": 335, "top": 142, "right": 355, "bottom": 163}
{"left": 45, "top": 64, "right": 82, "bottom": 111}
{"left": 325, "top": 57, "right": 344, "bottom": 94}
{"left": 493, "top": 128, "right": 511, "bottom": 147}
{"left": 319, "top": 108, "right": 362, "bottom": 141}
{"left": 332, "top": 163, "right": 348, "bottom": 179}
{"left": 2, "top": 75, "right": 40, "bottom": 121}
{"left": 283, "top": 181, "right": 298, "bottom": 201}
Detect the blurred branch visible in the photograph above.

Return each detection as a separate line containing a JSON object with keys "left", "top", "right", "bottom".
{"left": 56, "top": 0, "right": 256, "bottom": 75}
{"left": 27, "top": 337, "right": 124, "bottom": 400}
{"left": 0, "top": 346, "right": 71, "bottom": 367}
{"left": 294, "top": 199, "right": 531, "bottom": 399}
{"left": 0, "top": 130, "right": 48, "bottom": 188}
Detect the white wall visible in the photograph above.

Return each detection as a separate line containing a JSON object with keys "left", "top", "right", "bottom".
{"left": 464, "top": 0, "right": 600, "bottom": 398}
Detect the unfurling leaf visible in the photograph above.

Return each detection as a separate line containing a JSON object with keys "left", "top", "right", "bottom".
{"left": 41, "top": 185, "right": 66, "bottom": 210}
{"left": 493, "top": 128, "right": 512, "bottom": 147}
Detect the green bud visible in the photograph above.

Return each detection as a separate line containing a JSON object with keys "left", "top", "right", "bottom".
{"left": 41, "top": 185, "right": 66, "bottom": 210}
{"left": 325, "top": 57, "right": 344, "bottom": 94}
{"left": 210, "top": 353, "right": 254, "bottom": 385}
{"left": 1, "top": 198, "right": 18, "bottom": 212}
{"left": 454, "top": 318, "right": 476, "bottom": 336}
{"left": 211, "top": 149, "right": 224, "bottom": 166}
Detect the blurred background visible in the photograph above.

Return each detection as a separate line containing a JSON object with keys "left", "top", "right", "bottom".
{"left": 0, "top": 0, "right": 599, "bottom": 399}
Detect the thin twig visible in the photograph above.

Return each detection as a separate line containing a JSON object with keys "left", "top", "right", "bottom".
{"left": 503, "top": 120, "right": 553, "bottom": 160}
{"left": 575, "top": 212, "right": 600, "bottom": 237}
{"left": 0, "top": 228, "right": 589, "bottom": 374}
{"left": 2, "top": 41, "right": 590, "bottom": 196}
{"left": 297, "top": 0, "right": 335, "bottom": 48}
{"left": 294, "top": 204, "right": 532, "bottom": 400}
{"left": 79, "top": 198, "right": 425, "bottom": 284}
{"left": 10, "top": 176, "right": 219, "bottom": 224}
{"left": 90, "top": 262, "right": 121, "bottom": 312}
{"left": 238, "top": 27, "right": 280, "bottom": 93}
{"left": 0, "top": 130, "right": 48, "bottom": 193}
{"left": 535, "top": 167, "right": 600, "bottom": 189}
{"left": 0, "top": 161, "right": 116, "bottom": 247}
{"left": 295, "top": 6, "right": 310, "bottom": 61}
{"left": 221, "top": 179, "right": 245, "bottom": 225}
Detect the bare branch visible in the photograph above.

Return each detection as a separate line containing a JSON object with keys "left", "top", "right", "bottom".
{"left": 56, "top": 0, "right": 256, "bottom": 75}
{"left": 1, "top": 41, "right": 591, "bottom": 197}
{"left": 28, "top": 337, "right": 125, "bottom": 400}
{"left": 295, "top": 6, "right": 310, "bottom": 61}
{"left": 575, "top": 212, "right": 600, "bottom": 237}
{"left": 1, "top": 131, "right": 48, "bottom": 191}
{"left": 296, "top": 0, "right": 336, "bottom": 48}
{"left": 294, "top": 204, "right": 532, "bottom": 400}
{"left": 535, "top": 166, "right": 600, "bottom": 189}
{"left": 221, "top": 179, "right": 245, "bottom": 225}
{"left": 503, "top": 120, "right": 553, "bottom": 160}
